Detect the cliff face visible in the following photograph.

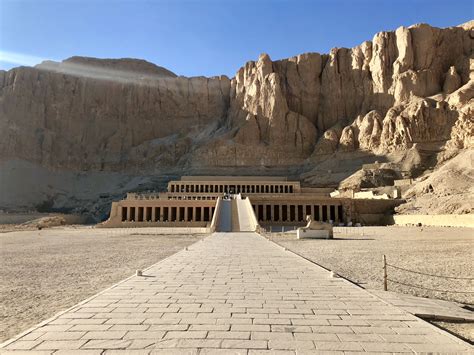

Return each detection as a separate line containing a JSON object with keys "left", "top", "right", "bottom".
{"left": 197, "top": 22, "right": 473, "bottom": 166}
{"left": 0, "top": 22, "right": 473, "bottom": 213}
{"left": 0, "top": 57, "right": 231, "bottom": 171}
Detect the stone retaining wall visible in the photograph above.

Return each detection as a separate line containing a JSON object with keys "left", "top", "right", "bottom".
{"left": 392, "top": 214, "right": 474, "bottom": 228}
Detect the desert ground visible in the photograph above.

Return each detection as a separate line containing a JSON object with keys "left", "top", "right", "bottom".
{"left": 1, "top": 225, "right": 472, "bottom": 344}
{"left": 268, "top": 226, "right": 474, "bottom": 342}
{"left": 0, "top": 227, "right": 206, "bottom": 343}
{"left": 268, "top": 226, "right": 473, "bottom": 305}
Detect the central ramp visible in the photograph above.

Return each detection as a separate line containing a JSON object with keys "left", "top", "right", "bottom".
{"left": 2, "top": 232, "right": 469, "bottom": 353}
{"left": 216, "top": 195, "right": 259, "bottom": 232}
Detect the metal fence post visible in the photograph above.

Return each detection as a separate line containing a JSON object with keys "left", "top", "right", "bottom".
{"left": 383, "top": 254, "right": 388, "bottom": 291}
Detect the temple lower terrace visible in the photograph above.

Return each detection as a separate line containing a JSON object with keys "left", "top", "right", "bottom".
{"left": 102, "top": 176, "right": 403, "bottom": 229}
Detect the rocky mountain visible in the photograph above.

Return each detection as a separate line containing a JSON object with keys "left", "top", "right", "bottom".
{"left": 0, "top": 22, "right": 472, "bottom": 217}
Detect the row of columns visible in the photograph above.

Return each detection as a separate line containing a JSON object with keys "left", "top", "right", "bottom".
{"left": 168, "top": 196, "right": 218, "bottom": 200}
{"left": 121, "top": 206, "right": 214, "bottom": 223}
{"left": 169, "top": 183, "right": 295, "bottom": 194}
{"left": 252, "top": 204, "right": 344, "bottom": 223}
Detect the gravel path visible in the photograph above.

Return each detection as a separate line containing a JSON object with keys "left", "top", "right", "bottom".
{"left": 0, "top": 227, "right": 205, "bottom": 342}
{"left": 268, "top": 226, "right": 474, "bottom": 305}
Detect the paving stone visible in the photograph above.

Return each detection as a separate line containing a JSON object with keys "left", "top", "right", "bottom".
{"left": 81, "top": 331, "right": 127, "bottom": 340}
{"left": 199, "top": 349, "right": 247, "bottom": 355}
{"left": 221, "top": 340, "right": 267, "bottom": 349}
{"left": 290, "top": 319, "right": 329, "bottom": 326}
{"left": 359, "top": 342, "right": 413, "bottom": 352}
{"left": 105, "top": 319, "right": 146, "bottom": 325}
{"left": 232, "top": 325, "right": 270, "bottom": 332}
{"left": 126, "top": 340, "right": 157, "bottom": 349}
{"left": 315, "top": 342, "right": 363, "bottom": 351}
{"left": 248, "top": 351, "right": 295, "bottom": 355}
{"left": 1, "top": 232, "right": 471, "bottom": 353}
{"left": 163, "top": 331, "right": 207, "bottom": 339}
{"left": 149, "top": 350, "right": 198, "bottom": 355}
{"left": 406, "top": 343, "right": 471, "bottom": 352}
{"left": 267, "top": 340, "right": 314, "bottom": 350}
{"left": 36, "top": 340, "right": 88, "bottom": 350}
{"left": 55, "top": 351, "right": 103, "bottom": 355}
{"left": 36, "top": 325, "right": 73, "bottom": 332}
{"left": 81, "top": 339, "right": 132, "bottom": 349}
{"left": 69, "top": 324, "right": 113, "bottom": 331}
{"left": 311, "top": 326, "right": 353, "bottom": 334}
{"left": 253, "top": 319, "right": 291, "bottom": 326}
{"left": 123, "top": 331, "right": 165, "bottom": 340}
{"left": 104, "top": 351, "right": 151, "bottom": 355}
{"left": 153, "top": 339, "right": 222, "bottom": 348}
{"left": 110, "top": 325, "right": 151, "bottom": 331}
{"left": 0, "top": 351, "right": 53, "bottom": 355}
{"left": 251, "top": 332, "right": 293, "bottom": 341}
{"left": 16, "top": 332, "right": 45, "bottom": 341}
{"left": 208, "top": 331, "right": 250, "bottom": 340}
{"left": 4, "top": 341, "right": 42, "bottom": 350}
{"left": 38, "top": 331, "right": 86, "bottom": 340}
{"left": 67, "top": 319, "right": 107, "bottom": 325}
{"left": 58, "top": 313, "right": 94, "bottom": 319}
{"left": 217, "top": 318, "right": 252, "bottom": 325}
{"left": 293, "top": 333, "right": 338, "bottom": 342}
{"left": 336, "top": 333, "right": 383, "bottom": 342}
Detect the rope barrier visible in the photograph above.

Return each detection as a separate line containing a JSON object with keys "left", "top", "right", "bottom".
{"left": 386, "top": 263, "right": 474, "bottom": 280}
{"left": 386, "top": 278, "right": 474, "bottom": 294}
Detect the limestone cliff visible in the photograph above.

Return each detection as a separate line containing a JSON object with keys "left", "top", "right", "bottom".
{"left": 0, "top": 22, "right": 473, "bottom": 215}
{"left": 0, "top": 57, "right": 231, "bottom": 171}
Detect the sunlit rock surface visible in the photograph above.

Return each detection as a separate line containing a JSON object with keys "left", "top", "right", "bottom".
{"left": 0, "top": 21, "right": 472, "bottom": 217}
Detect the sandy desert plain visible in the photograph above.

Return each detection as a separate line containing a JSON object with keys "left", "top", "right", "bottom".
{"left": 0, "top": 224, "right": 472, "bottom": 344}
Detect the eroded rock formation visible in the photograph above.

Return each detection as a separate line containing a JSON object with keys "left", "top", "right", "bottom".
{"left": 0, "top": 21, "right": 473, "bottom": 214}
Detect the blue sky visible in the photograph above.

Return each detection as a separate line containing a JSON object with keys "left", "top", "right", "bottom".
{"left": 0, "top": 0, "right": 472, "bottom": 77}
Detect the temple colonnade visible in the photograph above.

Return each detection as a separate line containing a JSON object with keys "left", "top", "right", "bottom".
{"left": 168, "top": 182, "right": 297, "bottom": 194}
{"left": 252, "top": 203, "right": 344, "bottom": 223}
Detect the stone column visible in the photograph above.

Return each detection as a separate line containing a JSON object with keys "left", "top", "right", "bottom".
{"left": 177, "top": 206, "right": 181, "bottom": 222}
{"left": 263, "top": 204, "right": 267, "bottom": 221}
{"left": 151, "top": 207, "right": 156, "bottom": 222}
{"left": 334, "top": 205, "right": 339, "bottom": 223}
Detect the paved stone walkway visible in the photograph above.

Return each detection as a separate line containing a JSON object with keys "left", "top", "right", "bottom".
{"left": 1, "top": 232, "right": 471, "bottom": 354}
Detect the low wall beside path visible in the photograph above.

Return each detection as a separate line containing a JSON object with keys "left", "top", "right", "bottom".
{"left": 391, "top": 214, "right": 474, "bottom": 228}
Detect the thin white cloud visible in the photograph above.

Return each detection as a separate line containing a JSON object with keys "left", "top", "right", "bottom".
{"left": 0, "top": 50, "right": 219, "bottom": 95}
{"left": 0, "top": 50, "right": 48, "bottom": 66}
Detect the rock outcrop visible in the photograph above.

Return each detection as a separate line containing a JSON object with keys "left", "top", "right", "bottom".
{"left": 0, "top": 21, "right": 473, "bottom": 214}
{"left": 0, "top": 58, "right": 231, "bottom": 171}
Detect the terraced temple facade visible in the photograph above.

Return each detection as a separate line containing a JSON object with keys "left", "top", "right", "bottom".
{"left": 103, "top": 176, "right": 403, "bottom": 228}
